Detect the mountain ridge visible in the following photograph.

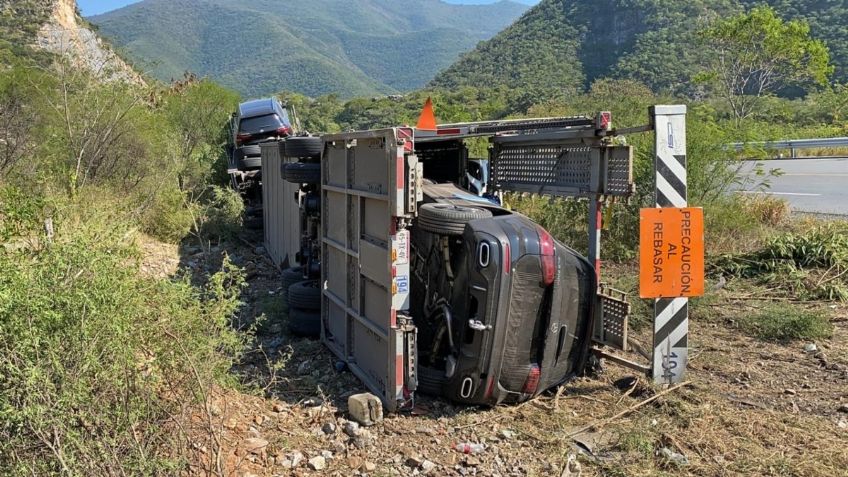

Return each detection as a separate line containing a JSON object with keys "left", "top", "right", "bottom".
{"left": 432, "top": 0, "right": 848, "bottom": 99}
{"left": 90, "top": 0, "right": 529, "bottom": 98}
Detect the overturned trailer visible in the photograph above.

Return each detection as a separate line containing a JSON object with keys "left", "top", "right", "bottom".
{"left": 265, "top": 106, "right": 687, "bottom": 411}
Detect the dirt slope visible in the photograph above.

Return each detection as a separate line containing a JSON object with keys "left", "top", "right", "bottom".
{"left": 166, "top": 229, "right": 847, "bottom": 477}
{"left": 36, "top": 0, "right": 143, "bottom": 83}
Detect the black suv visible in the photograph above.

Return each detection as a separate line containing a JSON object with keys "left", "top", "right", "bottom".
{"left": 410, "top": 183, "right": 596, "bottom": 406}
{"left": 231, "top": 98, "right": 293, "bottom": 170}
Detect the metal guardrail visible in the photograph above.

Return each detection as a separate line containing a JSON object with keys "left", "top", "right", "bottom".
{"left": 728, "top": 137, "right": 848, "bottom": 157}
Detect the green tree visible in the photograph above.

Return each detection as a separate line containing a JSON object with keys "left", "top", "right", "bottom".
{"left": 161, "top": 76, "right": 240, "bottom": 193}
{"left": 697, "top": 6, "right": 833, "bottom": 122}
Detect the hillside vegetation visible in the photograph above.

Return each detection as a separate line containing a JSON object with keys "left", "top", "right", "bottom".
{"left": 432, "top": 0, "right": 848, "bottom": 99}
{"left": 0, "top": 3, "right": 255, "bottom": 473}
{"left": 89, "top": 0, "right": 528, "bottom": 98}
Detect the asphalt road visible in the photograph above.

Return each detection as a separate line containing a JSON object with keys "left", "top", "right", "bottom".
{"left": 737, "top": 157, "right": 848, "bottom": 215}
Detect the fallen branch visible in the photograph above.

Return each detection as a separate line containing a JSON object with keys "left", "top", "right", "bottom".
{"left": 567, "top": 381, "right": 692, "bottom": 438}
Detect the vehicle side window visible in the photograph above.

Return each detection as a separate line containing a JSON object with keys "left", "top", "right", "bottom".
{"left": 279, "top": 107, "right": 291, "bottom": 126}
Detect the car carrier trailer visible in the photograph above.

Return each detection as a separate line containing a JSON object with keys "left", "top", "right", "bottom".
{"left": 269, "top": 104, "right": 689, "bottom": 411}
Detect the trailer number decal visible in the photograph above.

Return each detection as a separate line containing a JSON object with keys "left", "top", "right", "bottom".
{"left": 639, "top": 208, "right": 704, "bottom": 298}
{"left": 396, "top": 276, "right": 409, "bottom": 294}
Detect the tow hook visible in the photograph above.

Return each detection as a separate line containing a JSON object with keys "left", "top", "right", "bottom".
{"left": 468, "top": 319, "right": 491, "bottom": 331}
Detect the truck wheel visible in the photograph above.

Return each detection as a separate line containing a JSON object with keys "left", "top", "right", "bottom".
{"left": 288, "top": 307, "right": 321, "bottom": 337}
{"left": 241, "top": 144, "right": 262, "bottom": 157}
{"left": 284, "top": 137, "right": 322, "bottom": 159}
{"left": 416, "top": 203, "right": 492, "bottom": 236}
{"left": 282, "top": 162, "right": 320, "bottom": 184}
{"left": 281, "top": 267, "right": 304, "bottom": 310}
{"left": 288, "top": 280, "right": 321, "bottom": 311}
{"left": 239, "top": 156, "right": 262, "bottom": 170}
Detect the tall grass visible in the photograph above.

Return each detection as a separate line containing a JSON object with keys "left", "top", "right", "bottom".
{"left": 0, "top": 189, "right": 248, "bottom": 475}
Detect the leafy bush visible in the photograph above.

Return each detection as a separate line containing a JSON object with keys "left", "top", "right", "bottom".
{"left": 0, "top": 190, "right": 247, "bottom": 475}
{"left": 200, "top": 185, "right": 245, "bottom": 241}
{"left": 141, "top": 187, "right": 197, "bottom": 243}
{"left": 739, "top": 305, "right": 832, "bottom": 342}
{"left": 711, "top": 222, "right": 848, "bottom": 300}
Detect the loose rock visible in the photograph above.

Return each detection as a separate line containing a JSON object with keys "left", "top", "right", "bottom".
{"left": 343, "top": 421, "right": 361, "bottom": 437}
{"left": 290, "top": 451, "right": 304, "bottom": 468}
{"left": 348, "top": 392, "right": 384, "bottom": 426}
{"left": 308, "top": 456, "right": 327, "bottom": 471}
{"left": 838, "top": 403, "right": 848, "bottom": 413}
{"left": 421, "top": 460, "right": 437, "bottom": 474}
{"left": 659, "top": 447, "right": 689, "bottom": 466}
{"left": 322, "top": 422, "right": 337, "bottom": 434}
{"left": 242, "top": 438, "right": 268, "bottom": 455}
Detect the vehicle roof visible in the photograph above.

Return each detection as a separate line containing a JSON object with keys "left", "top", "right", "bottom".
{"left": 238, "top": 98, "right": 279, "bottom": 119}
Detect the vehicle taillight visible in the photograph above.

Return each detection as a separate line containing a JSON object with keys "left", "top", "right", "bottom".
{"left": 276, "top": 126, "right": 292, "bottom": 136}
{"left": 503, "top": 241, "right": 510, "bottom": 275}
{"left": 236, "top": 133, "right": 252, "bottom": 145}
{"left": 597, "top": 111, "right": 612, "bottom": 131}
{"left": 522, "top": 364, "right": 541, "bottom": 394}
{"left": 538, "top": 226, "right": 555, "bottom": 286}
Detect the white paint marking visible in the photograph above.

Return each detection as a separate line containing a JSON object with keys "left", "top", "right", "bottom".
{"left": 782, "top": 174, "right": 848, "bottom": 177}
{"left": 656, "top": 174, "right": 687, "bottom": 207}
{"left": 654, "top": 297, "right": 687, "bottom": 332}
{"left": 740, "top": 191, "right": 822, "bottom": 197}
{"left": 659, "top": 149, "right": 687, "bottom": 183}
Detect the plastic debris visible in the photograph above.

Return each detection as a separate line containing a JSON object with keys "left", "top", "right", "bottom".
{"left": 452, "top": 442, "right": 485, "bottom": 454}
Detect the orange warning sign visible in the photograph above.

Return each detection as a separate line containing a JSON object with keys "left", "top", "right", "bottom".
{"left": 639, "top": 208, "right": 705, "bottom": 298}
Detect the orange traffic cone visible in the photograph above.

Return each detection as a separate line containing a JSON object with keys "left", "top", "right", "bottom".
{"left": 416, "top": 97, "right": 437, "bottom": 130}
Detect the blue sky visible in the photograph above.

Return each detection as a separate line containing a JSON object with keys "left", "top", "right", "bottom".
{"left": 79, "top": 0, "right": 540, "bottom": 17}
{"left": 78, "top": 0, "right": 139, "bottom": 16}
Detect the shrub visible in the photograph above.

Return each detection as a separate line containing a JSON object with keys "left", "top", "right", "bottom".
{"left": 0, "top": 190, "right": 247, "bottom": 475}
{"left": 140, "top": 186, "right": 197, "bottom": 243}
{"left": 743, "top": 194, "right": 791, "bottom": 227}
{"left": 200, "top": 185, "right": 245, "bottom": 241}
{"left": 711, "top": 222, "right": 848, "bottom": 301}
{"left": 739, "top": 305, "right": 833, "bottom": 342}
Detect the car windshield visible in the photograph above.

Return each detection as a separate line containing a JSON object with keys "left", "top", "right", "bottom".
{"left": 239, "top": 114, "right": 283, "bottom": 134}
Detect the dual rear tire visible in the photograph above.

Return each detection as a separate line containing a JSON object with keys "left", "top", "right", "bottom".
{"left": 284, "top": 274, "right": 321, "bottom": 338}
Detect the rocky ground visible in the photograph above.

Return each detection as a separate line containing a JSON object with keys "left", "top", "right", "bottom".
{"left": 141, "top": 224, "right": 848, "bottom": 477}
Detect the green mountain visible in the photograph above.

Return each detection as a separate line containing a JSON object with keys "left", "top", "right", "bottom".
{"left": 431, "top": 0, "right": 848, "bottom": 98}
{"left": 89, "top": 0, "right": 529, "bottom": 98}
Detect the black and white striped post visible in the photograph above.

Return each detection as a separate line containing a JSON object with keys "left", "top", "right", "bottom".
{"left": 650, "top": 105, "right": 689, "bottom": 385}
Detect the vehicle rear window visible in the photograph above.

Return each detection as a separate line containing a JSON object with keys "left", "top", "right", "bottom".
{"left": 239, "top": 114, "right": 282, "bottom": 134}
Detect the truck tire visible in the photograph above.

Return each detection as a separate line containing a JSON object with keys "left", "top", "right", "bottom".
{"left": 282, "top": 162, "right": 320, "bottom": 184}
{"left": 241, "top": 144, "right": 262, "bottom": 157}
{"left": 281, "top": 267, "right": 304, "bottom": 310}
{"left": 284, "top": 137, "right": 322, "bottom": 159}
{"left": 288, "top": 280, "right": 321, "bottom": 311}
{"left": 416, "top": 203, "right": 492, "bottom": 236}
{"left": 288, "top": 307, "right": 321, "bottom": 338}
{"left": 239, "top": 156, "right": 262, "bottom": 170}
